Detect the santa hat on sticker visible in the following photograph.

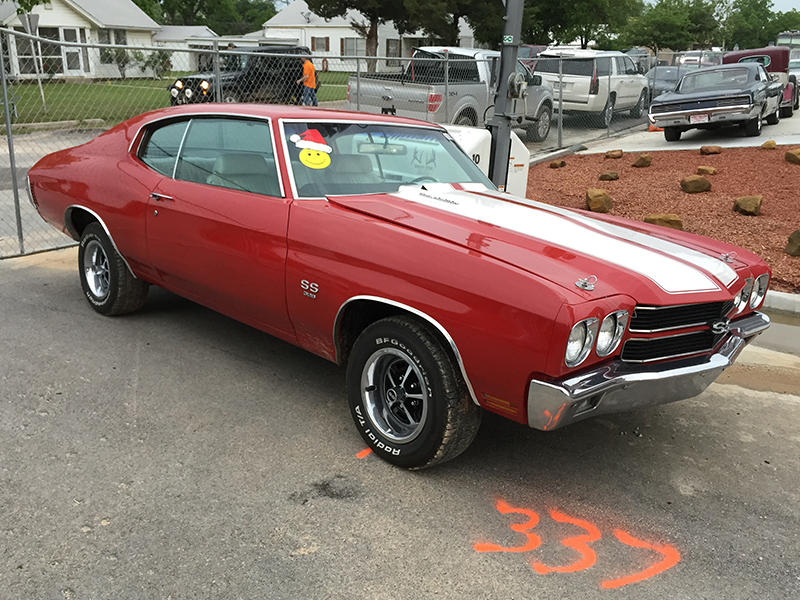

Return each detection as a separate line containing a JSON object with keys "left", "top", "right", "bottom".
{"left": 290, "top": 129, "right": 331, "bottom": 153}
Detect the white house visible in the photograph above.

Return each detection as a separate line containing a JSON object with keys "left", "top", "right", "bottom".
{"left": 258, "top": 0, "right": 475, "bottom": 72}
{"left": 0, "top": 0, "right": 160, "bottom": 79}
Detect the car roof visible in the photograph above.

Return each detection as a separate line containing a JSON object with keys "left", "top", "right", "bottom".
{"left": 723, "top": 46, "right": 790, "bottom": 71}
{"left": 541, "top": 47, "right": 624, "bottom": 58}
{"left": 414, "top": 46, "right": 496, "bottom": 58}
{"left": 131, "top": 104, "right": 447, "bottom": 133}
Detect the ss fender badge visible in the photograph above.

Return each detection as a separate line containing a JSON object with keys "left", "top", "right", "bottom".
{"left": 711, "top": 319, "right": 731, "bottom": 335}
{"left": 301, "top": 279, "right": 318, "bottom": 299}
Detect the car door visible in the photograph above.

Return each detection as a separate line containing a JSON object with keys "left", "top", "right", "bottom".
{"left": 141, "top": 116, "right": 294, "bottom": 337}
{"left": 758, "top": 65, "right": 783, "bottom": 113}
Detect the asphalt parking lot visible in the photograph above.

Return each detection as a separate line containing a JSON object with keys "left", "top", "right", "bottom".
{"left": 2, "top": 248, "right": 799, "bottom": 599}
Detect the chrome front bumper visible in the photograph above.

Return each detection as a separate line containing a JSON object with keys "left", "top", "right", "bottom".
{"left": 527, "top": 311, "right": 770, "bottom": 431}
{"left": 648, "top": 103, "right": 758, "bottom": 127}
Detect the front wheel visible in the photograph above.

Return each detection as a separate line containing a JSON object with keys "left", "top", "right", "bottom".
{"left": 222, "top": 91, "right": 240, "bottom": 103}
{"left": 781, "top": 103, "right": 794, "bottom": 118}
{"left": 347, "top": 316, "right": 482, "bottom": 469}
{"left": 78, "top": 223, "right": 149, "bottom": 315}
{"left": 527, "top": 104, "right": 552, "bottom": 142}
{"left": 766, "top": 107, "right": 780, "bottom": 125}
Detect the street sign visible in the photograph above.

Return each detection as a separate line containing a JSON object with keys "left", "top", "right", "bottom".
{"left": 503, "top": 35, "right": 513, "bottom": 44}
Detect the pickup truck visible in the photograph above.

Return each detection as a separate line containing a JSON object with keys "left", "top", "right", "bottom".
{"left": 346, "top": 47, "right": 555, "bottom": 142}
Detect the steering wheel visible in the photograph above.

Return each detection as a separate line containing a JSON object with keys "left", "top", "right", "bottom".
{"left": 410, "top": 176, "right": 438, "bottom": 184}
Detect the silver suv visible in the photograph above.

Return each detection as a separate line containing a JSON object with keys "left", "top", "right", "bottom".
{"left": 534, "top": 49, "right": 649, "bottom": 127}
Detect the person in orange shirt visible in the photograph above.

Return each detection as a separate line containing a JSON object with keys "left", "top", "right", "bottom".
{"left": 297, "top": 57, "right": 318, "bottom": 106}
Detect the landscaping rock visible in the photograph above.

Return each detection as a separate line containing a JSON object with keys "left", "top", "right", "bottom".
{"left": 605, "top": 149, "right": 624, "bottom": 159}
{"left": 786, "top": 230, "right": 800, "bottom": 256}
{"left": 761, "top": 140, "right": 777, "bottom": 150}
{"left": 700, "top": 145, "right": 723, "bottom": 155}
{"left": 680, "top": 175, "right": 712, "bottom": 193}
{"left": 645, "top": 213, "right": 683, "bottom": 230}
{"left": 786, "top": 149, "right": 800, "bottom": 165}
{"left": 734, "top": 195, "right": 763, "bottom": 216}
{"left": 549, "top": 160, "right": 566, "bottom": 169}
{"left": 599, "top": 171, "right": 619, "bottom": 181}
{"left": 632, "top": 154, "right": 653, "bottom": 168}
{"left": 696, "top": 166, "right": 717, "bottom": 175}
{"left": 585, "top": 188, "right": 613, "bottom": 213}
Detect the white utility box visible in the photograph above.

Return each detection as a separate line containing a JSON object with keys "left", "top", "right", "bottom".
{"left": 443, "top": 125, "right": 530, "bottom": 197}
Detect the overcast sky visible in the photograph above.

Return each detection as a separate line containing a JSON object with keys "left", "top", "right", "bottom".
{"left": 773, "top": 0, "right": 799, "bottom": 13}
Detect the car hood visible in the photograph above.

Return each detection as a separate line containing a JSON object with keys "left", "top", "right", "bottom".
{"left": 330, "top": 184, "right": 753, "bottom": 306}
{"left": 177, "top": 71, "right": 242, "bottom": 84}
{"left": 653, "top": 87, "right": 751, "bottom": 104}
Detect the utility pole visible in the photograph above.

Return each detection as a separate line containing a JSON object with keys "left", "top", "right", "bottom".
{"left": 488, "top": 0, "right": 525, "bottom": 190}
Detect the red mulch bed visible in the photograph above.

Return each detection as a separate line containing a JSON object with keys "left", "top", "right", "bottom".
{"left": 526, "top": 145, "right": 800, "bottom": 293}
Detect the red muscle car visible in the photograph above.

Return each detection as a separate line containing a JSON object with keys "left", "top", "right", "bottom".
{"left": 27, "top": 104, "right": 771, "bottom": 469}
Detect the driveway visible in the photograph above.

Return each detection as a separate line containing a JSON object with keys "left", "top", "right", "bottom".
{"left": 1, "top": 248, "right": 799, "bottom": 599}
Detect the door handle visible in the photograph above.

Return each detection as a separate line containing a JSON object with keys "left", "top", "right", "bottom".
{"left": 150, "top": 192, "right": 173, "bottom": 202}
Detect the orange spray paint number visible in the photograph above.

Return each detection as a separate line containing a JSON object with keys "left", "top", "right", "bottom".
{"left": 476, "top": 499, "right": 680, "bottom": 590}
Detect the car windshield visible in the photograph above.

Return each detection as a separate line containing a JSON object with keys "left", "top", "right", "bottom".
{"left": 679, "top": 68, "right": 750, "bottom": 91}
{"left": 283, "top": 122, "right": 495, "bottom": 198}
{"left": 651, "top": 67, "right": 683, "bottom": 82}
{"left": 222, "top": 52, "right": 248, "bottom": 71}
{"left": 790, "top": 59, "right": 800, "bottom": 69}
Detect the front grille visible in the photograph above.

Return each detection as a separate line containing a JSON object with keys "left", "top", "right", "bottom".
{"left": 621, "top": 330, "right": 725, "bottom": 363}
{"left": 630, "top": 301, "right": 734, "bottom": 333}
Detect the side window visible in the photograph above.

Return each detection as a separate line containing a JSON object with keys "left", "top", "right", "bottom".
{"left": 624, "top": 57, "right": 638, "bottom": 75}
{"left": 614, "top": 57, "right": 626, "bottom": 75}
{"left": 596, "top": 57, "right": 612, "bottom": 76}
{"left": 175, "top": 118, "right": 281, "bottom": 197}
{"left": 139, "top": 120, "right": 189, "bottom": 177}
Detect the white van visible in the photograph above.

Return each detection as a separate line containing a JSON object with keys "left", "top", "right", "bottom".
{"left": 533, "top": 48, "right": 649, "bottom": 127}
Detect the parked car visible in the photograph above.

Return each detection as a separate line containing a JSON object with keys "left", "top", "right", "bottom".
{"left": 517, "top": 44, "right": 548, "bottom": 70}
{"left": 677, "top": 50, "right": 720, "bottom": 67}
{"left": 791, "top": 58, "right": 800, "bottom": 80}
{"left": 533, "top": 48, "right": 650, "bottom": 127}
{"left": 625, "top": 47, "right": 655, "bottom": 72}
{"left": 723, "top": 46, "right": 799, "bottom": 117}
{"left": 26, "top": 105, "right": 771, "bottom": 469}
{"left": 649, "top": 63, "right": 784, "bottom": 141}
{"left": 346, "top": 46, "right": 555, "bottom": 142}
{"left": 168, "top": 46, "right": 310, "bottom": 105}
{"left": 646, "top": 65, "right": 699, "bottom": 102}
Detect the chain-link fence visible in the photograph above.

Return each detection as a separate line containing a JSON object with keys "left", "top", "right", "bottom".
{"left": 1, "top": 27, "right": 707, "bottom": 258}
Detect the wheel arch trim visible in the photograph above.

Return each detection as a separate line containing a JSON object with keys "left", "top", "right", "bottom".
{"left": 64, "top": 205, "right": 138, "bottom": 279}
{"left": 334, "top": 295, "right": 480, "bottom": 406}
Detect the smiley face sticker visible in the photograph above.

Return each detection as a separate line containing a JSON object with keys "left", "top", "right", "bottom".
{"left": 290, "top": 129, "right": 332, "bottom": 170}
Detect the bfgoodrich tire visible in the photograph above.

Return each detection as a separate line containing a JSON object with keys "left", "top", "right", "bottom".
{"left": 664, "top": 127, "right": 681, "bottom": 142}
{"left": 78, "top": 223, "right": 149, "bottom": 316}
{"left": 347, "top": 316, "right": 482, "bottom": 469}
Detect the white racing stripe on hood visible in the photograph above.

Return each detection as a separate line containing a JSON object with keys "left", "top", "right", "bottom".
{"left": 392, "top": 185, "right": 722, "bottom": 294}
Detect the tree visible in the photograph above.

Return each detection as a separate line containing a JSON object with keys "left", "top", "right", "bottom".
{"left": 305, "top": 0, "right": 416, "bottom": 72}
{"left": 131, "top": 0, "right": 163, "bottom": 22}
{"left": 687, "top": 0, "right": 720, "bottom": 47}
{"left": 766, "top": 9, "right": 800, "bottom": 45}
{"left": 549, "top": 0, "right": 644, "bottom": 49}
{"left": 722, "top": 0, "right": 775, "bottom": 49}
{"left": 620, "top": 0, "right": 696, "bottom": 52}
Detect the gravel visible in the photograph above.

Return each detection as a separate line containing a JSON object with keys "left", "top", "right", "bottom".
{"left": 526, "top": 145, "right": 800, "bottom": 293}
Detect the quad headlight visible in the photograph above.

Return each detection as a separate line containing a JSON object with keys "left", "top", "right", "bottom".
{"left": 200, "top": 79, "right": 210, "bottom": 90}
{"left": 734, "top": 279, "right": 754, "bottom": 313}
{"left": 565, "top": 318, "right": 598, "bottom": 368}
{"left": 749, "top": 273, "right": 769, "bottom": 308}
{"left": 595, "top": 310, "right": 629, "bottom": 357}
{"left": 173, "top": 79, "right": 184, "bottom": 89}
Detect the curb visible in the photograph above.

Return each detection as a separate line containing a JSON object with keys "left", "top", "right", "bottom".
{"left": 764, "top": 290, "right": 800, "bottom": 315}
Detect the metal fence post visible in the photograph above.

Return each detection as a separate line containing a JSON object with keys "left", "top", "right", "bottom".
{"left": 0, "top": 32, "right": 25, "bottom": 254}
{"left": 444, "top": 53, "right": 449, "bottom": 123}
{"left": 356, "top": 57, "right": 360, "bottom": 111}
{"left": 558, "top": 57, "right": 563, "bottom": 149}
{"left": 213, "top": 40, "right": 222, "bottom": 103}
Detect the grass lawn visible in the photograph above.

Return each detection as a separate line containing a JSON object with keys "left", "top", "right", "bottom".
{"left": 5, "top": 72, "right": 352, "bottom": 127}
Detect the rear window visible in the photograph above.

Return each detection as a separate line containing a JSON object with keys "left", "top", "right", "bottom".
{"left": 534, "top": 56, "right": 611, "bottom": 76}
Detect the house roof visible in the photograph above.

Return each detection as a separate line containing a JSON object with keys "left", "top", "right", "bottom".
{"left": 154, "top": 26, "right": 218, "bottom": 42}
{"left": 1, "top": 0, "right": 159, "bottom": 31}
{"left": 265, "top": 0, "right": 360, "bottom": 28}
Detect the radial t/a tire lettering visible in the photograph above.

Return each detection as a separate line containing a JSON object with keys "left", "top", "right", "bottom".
{"left": 78, "top": 223, "right": 149, "bottom": 316}
{"left": 346, "top": 316, "right": 482, "bottom": 469}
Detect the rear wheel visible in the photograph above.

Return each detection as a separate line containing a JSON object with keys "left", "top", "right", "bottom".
{"left": 78, "top": 223, "right": 149, "bottom": 315}
{"left": 595, "top": 96, "right": 615, "bottom": 128}
{"left": 630, "top": 90, "right": 647, "bottom": 119}
{"left": 744, "top": 115, "right": 762, "bottom": 137}
{"left": 347, "top": 316, "right": 482, "bottom": 469}
{"left": 664, "top": 127, "right": 681, "bottom": 142}
{"left": 222, "top": 91, "right": 240, "bottom": 103}
{"left": 780, "top": 103, "right": 793, "bottom": 119}
{"left": 766, "top": 107, "right": 780, "bottom": 125}
{"left": 454, "top": 113, "right": 476, "bottom": 127}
